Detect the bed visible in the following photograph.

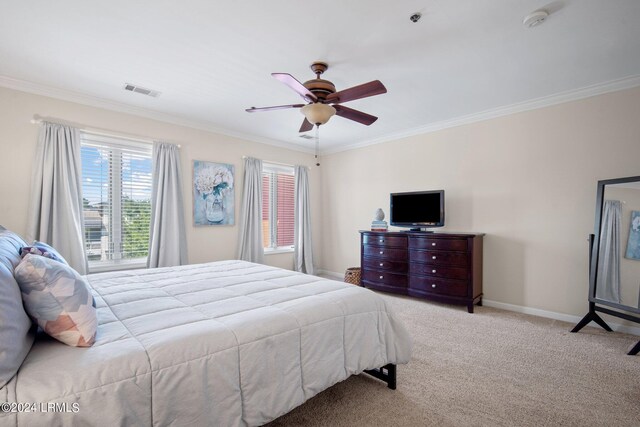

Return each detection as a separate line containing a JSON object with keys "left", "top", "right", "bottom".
{"left": 0, "top": 229, "right": 411, "bottom": 426}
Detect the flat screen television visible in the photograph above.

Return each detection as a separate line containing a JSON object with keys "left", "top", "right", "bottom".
{"left": 390, "top": 190, "right": 444, "bottom": 230}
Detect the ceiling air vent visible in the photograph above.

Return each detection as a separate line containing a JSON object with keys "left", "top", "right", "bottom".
{"left": 124, "top": 83, "right": 161, "bottom": 98}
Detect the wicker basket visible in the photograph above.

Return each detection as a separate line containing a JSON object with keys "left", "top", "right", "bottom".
{"left": 344, "top": 267, "right": 362, "bottom": 286}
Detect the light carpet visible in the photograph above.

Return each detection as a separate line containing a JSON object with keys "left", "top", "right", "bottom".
{"left": 268, "top": 293, "right": 639, "bottom": 427}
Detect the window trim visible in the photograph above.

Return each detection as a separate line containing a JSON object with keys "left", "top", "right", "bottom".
{"left": 80, "top": 131, "right": 153, "bottom": 273}
{"left": 88, "top": 258, "right": 147, "bottom": 273}
{"left": 262, "top": 162, "right": 295, "bottom": 253}
{"left": 264, "top": 247, "right": 294, "bottom": 255}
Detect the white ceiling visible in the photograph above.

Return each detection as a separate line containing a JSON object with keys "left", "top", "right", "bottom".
{"left": 1, "top": 1, "right": 640, "bottom": 154}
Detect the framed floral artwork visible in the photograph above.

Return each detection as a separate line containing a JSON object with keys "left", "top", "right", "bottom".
{"left": 193, "top": 161, "right": 235, "bottom": 226}
{"left": 625, "top": 210, "right": 640, "bottom": 260}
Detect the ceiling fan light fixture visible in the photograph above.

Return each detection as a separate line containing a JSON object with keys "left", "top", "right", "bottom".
{"left": 301, "top": 103, "right": 336, "bottom": 126}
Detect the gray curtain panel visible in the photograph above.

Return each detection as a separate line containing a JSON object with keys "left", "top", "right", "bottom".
{"left": 595, "top": 200, "right": 621, "bottom": 303}
{"left": 147, "top": 142, "right": 188, "bottom": 268}
{"left": 294, "top": 165, "right": 314, "bottom": 274}
{"left": 27, "top": 122, "right": 88, "bottom": 274}
{"left": 237, "top": 157, "right": 264, "bottom": 263}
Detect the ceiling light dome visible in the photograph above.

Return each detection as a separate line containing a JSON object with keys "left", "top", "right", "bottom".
{"left": 301, "top": 103, "right": 336, "bottom": 126}
{"left": 523, "top": 10, "right": 549, "bottom": 27}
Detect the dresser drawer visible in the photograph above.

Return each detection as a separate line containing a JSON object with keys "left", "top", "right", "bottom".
{"left": 409, "top": 249, "right": 468, "bottom": 266}
{"left": 362, "top": 234, "right": 407, "bottom": 248}
{"left": 363, "top": 270, "right": 407, "bottom": 287}
{"left": 410, "top": 276, "right": 468, "bottom": 297}
{"left": 363, "top": 257, "right": 406, "bottom": 273}
{"left": 409, "top": 237, "right": 468, "bottom": 251}
{"left": 363, "top": 245, "right": 407, "bottom": 261}
{"left": 409, "top": 263, "right": 468, "bottom": 280}
{"left": 360, "top": 231, "right": 483, "bottom": 313}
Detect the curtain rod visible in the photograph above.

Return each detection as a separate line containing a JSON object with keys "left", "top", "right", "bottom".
{"left": 242, "top": 156, "right": 309, "bottom": 169}
{"left": 30, "top": 115, "right": 181, "bottom": 148}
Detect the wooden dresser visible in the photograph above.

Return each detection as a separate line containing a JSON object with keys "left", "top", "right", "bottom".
{"left": 360, "top": 231, "right": 484, "bottom": 313}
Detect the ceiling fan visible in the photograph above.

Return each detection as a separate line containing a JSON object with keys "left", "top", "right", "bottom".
{"left": 245, "top": 61, "right": 387, "bottom": 132}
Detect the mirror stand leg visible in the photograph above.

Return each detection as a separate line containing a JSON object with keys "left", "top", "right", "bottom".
{"left": 591, "top": 312, "right": 614, "bottom": 332}
{"left": 628, "top": 340, "right": 640, "bottom": 356}
{"left": 571, "top": 305, "right": 613, "bottom": 333}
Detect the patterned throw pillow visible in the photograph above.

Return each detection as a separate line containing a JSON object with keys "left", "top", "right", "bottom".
{"left": 20, "top": 241, "right": 68, "bottom": 265}
{"left": 14, "top": 254, "right": 97, "bottom": 347}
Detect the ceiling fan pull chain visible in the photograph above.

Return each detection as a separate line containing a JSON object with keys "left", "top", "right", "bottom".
{"left": 315, "top": 125, "right": 320, "bottom": 167}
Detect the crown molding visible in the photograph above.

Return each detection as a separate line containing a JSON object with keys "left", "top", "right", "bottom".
{"left": 321, "top": 74, "right": 640, "bottom": 155}
{"left": 0, "top": 75, "right": 314, "bottom": 155}
{"left": 2, "top": 73, "right": 639, "bottom": 157}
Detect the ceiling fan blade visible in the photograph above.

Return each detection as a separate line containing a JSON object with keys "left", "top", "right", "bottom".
{"left": 299, "top": 118, "right": 314, "bottom": 132}
{"left": 245, "top": 104, "right": 305, "bottom": 113}
{"left": 272, "top": 73, "right": 318, "bottom": 103}
{"left": 334, "top": 105, "right": 378, "bottom": 126}
{"left": 326, "top": 80, "right": 387, "bottom": 104}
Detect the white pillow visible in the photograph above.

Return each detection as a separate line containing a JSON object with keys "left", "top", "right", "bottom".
{"left": 14, "top": 254, "right": 97, "bottom": 347}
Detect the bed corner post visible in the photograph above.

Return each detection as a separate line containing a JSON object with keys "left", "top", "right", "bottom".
{"left": 364, "top": 363, "right": 397, "bottom": 390}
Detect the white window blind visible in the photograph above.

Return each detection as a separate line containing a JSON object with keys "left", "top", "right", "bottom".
{"left": 80, "top": 132, "right": 153, "bottom": 270}
{"left": 262, "top": 163, "right": 295, "bottom": 251}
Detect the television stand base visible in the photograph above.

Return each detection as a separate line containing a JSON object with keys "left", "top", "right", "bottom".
{"left": 408, "top": 228, "right": 434, "bottom": 232}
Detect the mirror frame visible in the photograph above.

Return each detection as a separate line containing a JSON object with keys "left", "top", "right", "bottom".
{"left": 589, "top": 175, "right": 640, "bottom": 315}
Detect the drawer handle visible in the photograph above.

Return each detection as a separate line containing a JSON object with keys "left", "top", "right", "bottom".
{"left": 432, "top": 269, "right": 437, "bottom": 273}
{"left": 432, "top": 256, "right": 437, "bottom": 260}
{"left": 379, "top": 239, "right": 384, "bottom": 243}
{"left": 431, "top": 242, "right": 436, "bottom": 246}
{"left": 432, "top": 284, "right": 437, "bottom": 288}
{"left": 379, "top": 263, "right": 384, "bottom": 267}
{"left": 379, "top": 275, "right": 384, "bottom": 280}
{"left": 380, "top": 251, "right": 384, "bottom": 255}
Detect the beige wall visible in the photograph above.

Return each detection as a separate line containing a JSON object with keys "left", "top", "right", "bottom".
{"left": 0, "top": 86, "right": 322, "bottom": 270}
{"left": 319, "top": 86, "right": 640, "bottom": 319}
{"left": 2, "top": 83, "right": 640, "bottom": 322}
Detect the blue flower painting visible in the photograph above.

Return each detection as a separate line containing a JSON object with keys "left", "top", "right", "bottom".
{"left": 625, "top": 210, "right": 640, "bottom": 260}
{"left": 193, "top": 161, "right": 235, "bottom": 226}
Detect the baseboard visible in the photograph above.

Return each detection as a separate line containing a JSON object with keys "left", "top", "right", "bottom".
{"left": 483, "top": 299, "right": 640, "bottom": 337}
{"left": 317, "top": 269, "right": 344, "bottom": 280}
{"left": 317, "top": 269, "right": 640, "bottom": 337}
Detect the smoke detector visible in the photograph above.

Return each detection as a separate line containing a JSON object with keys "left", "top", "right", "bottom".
{"left": 523, "top": 10, "right": 549, "bottom": 27}
{"left": 124, "top": 83, "right": 161, "bottom": 98}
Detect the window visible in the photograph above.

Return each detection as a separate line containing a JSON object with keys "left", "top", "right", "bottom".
{"left": 262, "top": 163, "right": 295, "bottom": 252}
{"left": 80, "top": 132, "right": 153, "bottom": 271}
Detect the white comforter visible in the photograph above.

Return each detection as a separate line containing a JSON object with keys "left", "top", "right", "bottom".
{"left": 1, "top": 260, "right": 411, "bottom": 426}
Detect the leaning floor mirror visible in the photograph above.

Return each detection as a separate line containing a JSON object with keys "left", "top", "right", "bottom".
{"left": 572, "top": 175, "right": 640, "bottom": 355}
